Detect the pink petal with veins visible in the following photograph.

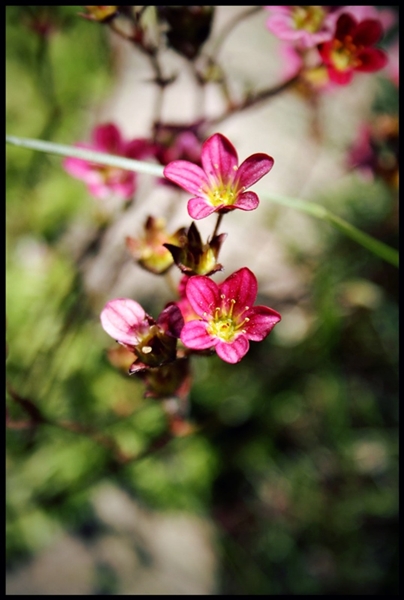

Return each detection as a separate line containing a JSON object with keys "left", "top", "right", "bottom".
{"left": 185, "top": 276, "right": 219, "bottom": 317}
{"left": 236, "top": 153, "right": 274, "bottom": 188}
{"left": 180, "top": 320, "right": 215, "bottom": 349}
{"left": 201, "top": 133, "right": 238, "bottom": 181}
{"left": 220, "top": 267, "right": 257, "bottom": 312}
{"left": 100, "top": 298, "right": 146, "bottom": 346}
{"left": 233, "top": 191, "right": 260, "bottom": 212}
{"left": 188, "top": 197, "right": 217, "bottom": 220}
{"left": 216, "top": 336, "right": 249, "bottom": 363}
{"left": 244, "top": 306, "right": 282, "bottom": 341}
{"left": 163, "top": 161, "right": 207, "bottom": 195}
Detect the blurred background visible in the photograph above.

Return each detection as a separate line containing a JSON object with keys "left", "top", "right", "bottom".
{"left": 6, "top": 6, "right": 398, "bottom": 594}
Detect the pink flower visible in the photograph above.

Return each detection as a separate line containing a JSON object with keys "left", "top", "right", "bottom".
{"left": 100, "top": 298, "right": 152, "bottom": 347}
{"left": 180, "top": 267, "right": 281, "bottom": 364}
{"left": 63, "top": 123, "right": 154, "bottom": 200}
{"left": 163, "top": 133, "right": 274, "bottom": 220}
{"left": 384, "top": 39, "right": 399, "bottom": 87}
{"left": 100, "top": 298, "right": 183, "bottom": 370}
{"left": 318, "top": 13, "right": 388, "bottom": 85}
{"left": 265, "top": 6, "right": 339, "bottom": 48}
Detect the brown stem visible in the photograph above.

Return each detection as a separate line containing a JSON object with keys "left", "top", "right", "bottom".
{"left": 208, "top": 75, "right": 300, "bottom": 128}
{"left": 208, "top": 6, "right": 263, "bottom": 58}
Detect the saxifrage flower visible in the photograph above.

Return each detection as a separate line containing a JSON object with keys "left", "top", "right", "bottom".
{"left": 318, "top": 13, "right": 388, "bottom": 85}
{"left": 265, "top": 6, "right": 339, "bottom": 48}
{"left": 63, "top": 123, "right": 154, "bottom": 200}
{"left": 163, "top": 133, "right": 274, "bottom": 220}
{"left": 180, "top": 267, "right": 281, "bottom": 364}
{"left": 100, "top": 298, "right": 183, "bottom": 371}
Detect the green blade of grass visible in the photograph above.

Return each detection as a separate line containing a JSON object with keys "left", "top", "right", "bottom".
{"left": 6, "top": 135, "right": 398, "bottom": 268}
{"left": 264, "top": 194, "right": 398, "bottom": 268}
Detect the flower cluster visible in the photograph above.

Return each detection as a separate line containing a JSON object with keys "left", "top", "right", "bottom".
{"left": 98, "top": 132, "right": 281, "bottom": 406}
{"left": 266, "top": 5, "right": 390, "bottom": 91}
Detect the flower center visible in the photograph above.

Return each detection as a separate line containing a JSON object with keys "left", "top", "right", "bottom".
{"left": 97, "top": 164, "right": 129, "bottom": 185}
{"left": 207, "top": 182, "right": 237, "bottom": 207}
{"left": 206, "top": 295, "right": 249, "bottom": 342}
{"left": 292, "top": 6, "right": 326, "bottom": 33}
{"left": 205, "top": 164, "right": 240, "bottom": 207}
{"left": 330, "top": 37, "right": 362, "bottom": 71}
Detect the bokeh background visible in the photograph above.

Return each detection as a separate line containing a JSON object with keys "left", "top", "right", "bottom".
{"left": 6, "top": 6, "right": 398, "bottom": 594}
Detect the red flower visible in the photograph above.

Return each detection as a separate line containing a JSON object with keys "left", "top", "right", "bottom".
{"left": 163, "top": 133, "right": 274, "bottom": 220}
{"left": 180, "top": 267, "right": 281, "bottom": 364}
{"left": 318, "top": 13, "right": 388, "bottom": 85}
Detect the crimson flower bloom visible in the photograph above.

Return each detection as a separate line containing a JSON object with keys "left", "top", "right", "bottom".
{"left": 63, "top": 123, "right": 154, "bottom": 200}
{"left": 318, "top": 13, "right": 388, "bottom": 85}
{"left": 180, "top": 267, "right": 281, "bottom": 364}
{"left": 163, "top": 133, "right": 274, "bottom": 220}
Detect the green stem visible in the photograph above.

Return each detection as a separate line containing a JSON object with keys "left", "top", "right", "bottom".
{"left": 6, "top": 135, "right": 398, "bottom": 267}
{"left": 6, "top": 134, "right": 165, "bottom": 178}
{"left": 265, "top": 193, "right": 399, "bottom": 268}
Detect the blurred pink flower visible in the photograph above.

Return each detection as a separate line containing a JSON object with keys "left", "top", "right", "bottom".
{"left": 346, "top": 124, "right": 376, "bottom": 181}
{"left": 265, "top": 6, "right": 339, "bottom": 48}
{"left": 163, "top": 133, "right": 274, "bottom": 220}
{"left": 153, "top": 123, "right": 203, "bottom": 167}
{"left": 346, "top": 116, "right": 398, "bottom": 189}
{"left": 180, "top": 267, "right": 281, "bottom": 364}
{"left": 63, "top": 123, "right": 154, "bottom": 200}
{"left": 384, "top": 39, "right": 399, "bottom": 86}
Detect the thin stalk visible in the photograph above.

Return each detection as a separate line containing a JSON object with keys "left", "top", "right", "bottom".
{"left": 6, "top": 134, "right": 165, "bottom": 177}
{"left": 265, "top": 193, "right": 399, "bottom": 268}
{"left": 212, "top": 213, "right": 224, "bottom": 239}
{"left": 6, "top": 135, "right": 398, "bottom": 267}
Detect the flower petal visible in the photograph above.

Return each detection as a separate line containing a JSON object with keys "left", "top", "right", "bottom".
{"left": 233, "top": 191, "right": 260, "bottom": 212}
{"left": 157, "top": 303, "right": 184, "bottom": 338}
{"left": 88, "top": 182, "right": 111, "bottom": 199}
{"left": 216, "top": 336, "right": 249, "bottom": 363}
{"left": 352, "top": 18, "right": 383, "bottom": 47}
{"left": 220, "top": 267, "right": 257, "bottom": 314}
{"left": 186, "top": 275, "right": 219, "bottom": 317}
{"left": 92, "top": 123, "right": 123, "bottom": 153}
{"left": 62, "top": 143, "right": 96, "bottom": 178}
{"left": 180, "top": 320, "right": 216, "bottom": 350}
{"left": 328, "top": 67, "right": 354, "bottom": 85}
{"left": 124, "top": 138, "right": 156, "bottom": 160}
{"left": 100, "top": 298, "right": 146, "bottom": 345}
{"left": 236, "top": 153, "right": 274, "bottom": 188}
{"left": 335, "top": 13, "right": 356, "bottom": 40}
{"left": 163, "top": 160, "right": 208, "bottom": 195}
{"left": 244, "top": 306, "right": 282, "bottom": 341}
{"left": 356, "top": 48, "right": 388, "bottom": 72}
{"left": 188, "top": 197, "right": 217, "bottom": 220}
{"left": 201, "top": 133, "right": 238, "bottom": 181}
